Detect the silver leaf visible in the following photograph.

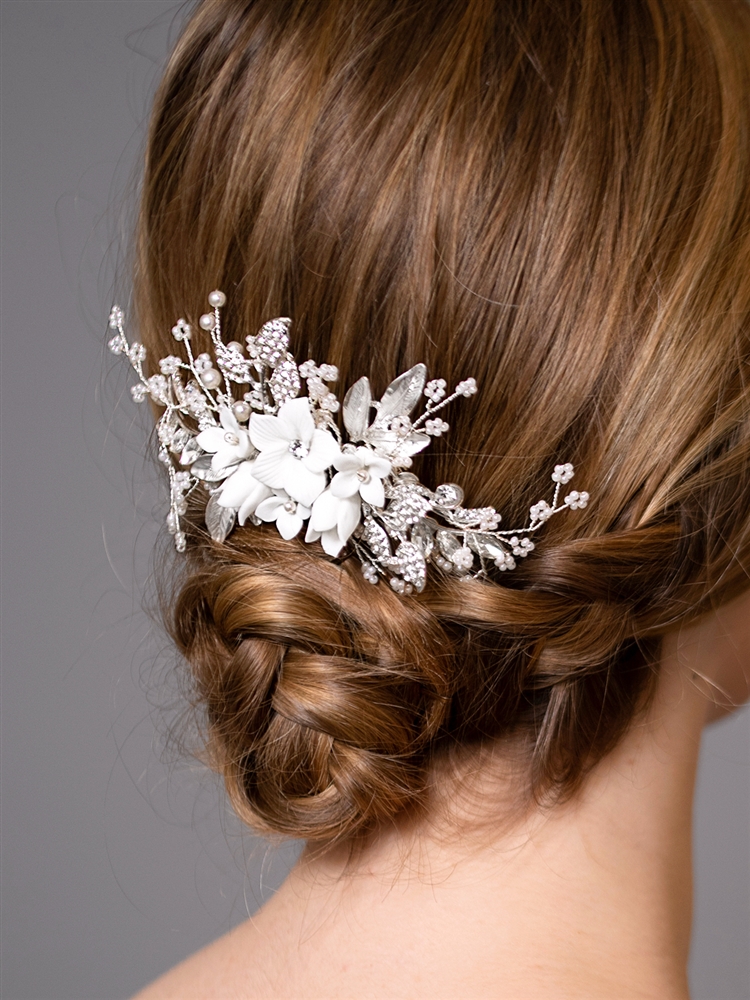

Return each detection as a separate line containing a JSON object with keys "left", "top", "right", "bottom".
{"left": 342, "top": 376, "right": 372, "bottom": 441}
{"left": 254, "top": 317, "right": 291, "bottom": 367}
{"left": 377, "top": 364, "right": 427, "bottom": 420}
{"left": 205, "top": 493, "right": 236, "bottom": 543}
{"left": 179, "top": 440, "right": 202, "bottom": 466}
{"left": 191, "top": 456, "right": 235, "bottom": 482}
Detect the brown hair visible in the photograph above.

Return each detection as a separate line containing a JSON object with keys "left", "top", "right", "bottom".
{"left": 134, "top": 0, "right": 750, "bottom": 842}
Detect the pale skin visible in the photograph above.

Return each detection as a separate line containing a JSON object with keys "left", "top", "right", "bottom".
{"left": 136, "top": 588, "right": 750, "bottom": 1000}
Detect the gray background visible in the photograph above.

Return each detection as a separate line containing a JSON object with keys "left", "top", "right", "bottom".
{"left": 1, "top": 2, "right": 748, "bottom": 998}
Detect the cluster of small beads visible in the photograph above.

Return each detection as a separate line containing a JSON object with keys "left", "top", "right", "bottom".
{"left": 361, "top": 562, "right": 379, "bottom": 585}
{"left": 389, "top": 577, "right": 415, "bottom": 595}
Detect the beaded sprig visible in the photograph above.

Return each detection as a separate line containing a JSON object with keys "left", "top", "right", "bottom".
{"left": 109, "top": 292, "right": 589, "bottom": 594}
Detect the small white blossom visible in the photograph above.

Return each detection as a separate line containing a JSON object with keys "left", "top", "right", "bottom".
{"left": 330, "top": 446, "right": 391, "bottom": 507}
{"left": 159, "top": 355, "right": 183, "bottom": 376}
{"left": 564, "top": 490, "right": 589, "bottom": 510}
{"left": 455, "top": 378, "right": 477, "bottom": 397}
{"left": 217, "top": 461, "right": 273, "bottom": 524}
{"left": 450, "top": 546, "right": 474, "bottom": 571}
{"left": 131, "top": 383, "right": 148, "bottom": 402}
{"left": 255, "top": 491, "right": 311, "bottom": 540}
{"left": 424, "top": 378, "right": 447, "bottom": 402}
{"left": 109, "top": 305, "right": 124, "bottom": 329}
{"left": 196, "top": 406, "right": 253, "bottom": 471}
{"left": 147, "top": 374, "right": 169, "bottom": 403}
{"left": 171, "top": 319, "right": 191, "bottom": 341}
{"left": 319, "top": 393, "right": 340, "bottom": 412}
{"left": 108, "top": 334, "right": 125, "bottom": 354}
{"left": 552, "top": 463, "right": 574, "bottom": 484}
{"left": 317, "top": 364, "right": 339, "bottom": 382}
{"left": 425, "top": 417, "right": 450, "bottom": 437}
{"left": 193, "top": 352, "right": 213, "bottom": 374}
{"left": 510, "top": 536, "right": 535, "bottom": 557}
{"left": 127, "top": 342, "right": 146, "bottom": 364}
{"left": 306, "top": 489, "right": 361, "bottom": 557}
{"left": 530, "top": 500, "right": 553, "bottom": 522}
{"left": 299, "top": 360, "right": 318, "bottom": 379}
{"left": 249, "top": 396, "right": 340, "bottom": 507}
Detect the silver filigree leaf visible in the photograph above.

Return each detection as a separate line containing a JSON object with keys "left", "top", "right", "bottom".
{"left": 343, "top": 376, "right": 372, "bottom": 441}
{"left": 191, "top": 456, "right": 235, "bottom": 482}
{"left": 205, "top": 493, "right": 236, "bottom": 543}
{"left": 377, "top": 364, "right": 427, "bottom": 420}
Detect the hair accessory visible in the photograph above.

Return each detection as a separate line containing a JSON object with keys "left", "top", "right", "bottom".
{"left": 109, "top": 292, "right": 589, "bottom": 593}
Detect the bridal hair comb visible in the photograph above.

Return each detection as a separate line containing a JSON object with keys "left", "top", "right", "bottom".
{"left": 109, "top": 292, "right": 589, "bottom": 594}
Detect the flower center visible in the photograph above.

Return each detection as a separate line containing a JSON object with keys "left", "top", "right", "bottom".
{"left": 356, "top": 469, "right": 371, "bottom": 483}
{"left": 288, "top": 439, "right": 309, "bottom": 459}
{"left": 283, "top": 500, "right": 297, "bottom": 513}
{"left": 223, "top": 432, "right": 240, "bottom": 446}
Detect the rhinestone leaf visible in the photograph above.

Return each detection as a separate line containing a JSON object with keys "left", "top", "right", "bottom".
{"left": 253, "top": 318, "right": 291, "bottom": 367}
{"left": 390, "top": 541, "right": 427, "bottom": 592}
{"left": 269, "top": 354, "right": 301, "bottom": 405}
{"left": 362, "top": 516, "right": 392, "bottom": 561}
{"left": 410, "top": 518, "right": 435, "bottom": 558}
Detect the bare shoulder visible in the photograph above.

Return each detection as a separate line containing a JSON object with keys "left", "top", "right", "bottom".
{"left": 132, "top": 917, "right": 277, "bottom": 1000}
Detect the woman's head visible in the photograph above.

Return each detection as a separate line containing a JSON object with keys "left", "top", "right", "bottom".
{"left": 134, "top": 0, "right": 750, "bottom": 842}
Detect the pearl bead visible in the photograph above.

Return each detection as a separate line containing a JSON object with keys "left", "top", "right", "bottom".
{"left": 208, "top": 290, "right": 226, "bottom": 308}
{"left": 201, "top": 368, "right": 222, "bottom": 389}
{"left": 232, "top": 401, "right": 251, "bottom": 422}
{"left": 223, "top": 432, "right": 240, "bottom": 446}
{"left": 283, "top": 500, "right": 297, "bottom": 513}
{"left": 226, "top": 341, "right": 244, "bottom": 354}
{"left": 199, "top": 312, "right": 216, "bottom": 331}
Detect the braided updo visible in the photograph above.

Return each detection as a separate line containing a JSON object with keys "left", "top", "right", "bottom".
{"left": 135, "top": 0, "right": 750, "bottom": 842}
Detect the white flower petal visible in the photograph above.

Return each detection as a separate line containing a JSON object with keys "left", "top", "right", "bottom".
{"left": 277, "top": 397, "right": 315, "bottom": 442}
{"left": 255, "top": 495, "right": 285, "bottom": 521}
{"left": 252, "top": 449, "right": 287, "bottom": 489}
{"left": 333, "top": 452, "right": 362, "bottom": 473}
{"left": 311, "top": 489, "right": 339, "bottom": 531}
{"left": 364, "top": 453, "right": 391, "bottom": 479}
{"left": 276, "top": 508, "right": 303, "bottom": 539}
{"left": 359, "top": 475, "right": 385, "bottom": 507}
{"left": 320, "top": 526, "right": 346, "bottom": 557}
{"left": 305, "top": 522, "right": 322, "bottom": 544}
{"left": 219, "top": 407, "right": 240, "bottom": 433}
{"left": 196, "top": 427, "right": 224, "bottom": 453}
{"left": 218, "top": 462, "right": 261, "bottom": 508}
{"left": 305, "top": 428, "right": 341, "bottom": 472}
{"left": 237, "top": 485, "right": 272, "bottom": 524}
{"left": 249, "top": 412, "right": 289, "bottom": 452}
{"left": 283, "top": 461, "right": 326, "bottom": 507}
{"left": 337, "top": 495, "right": 361, "bottom": 542}
{"left": 330, "top": 470, "right": 359, "bottom": 498}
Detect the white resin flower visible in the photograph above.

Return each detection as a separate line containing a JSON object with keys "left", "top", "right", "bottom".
{"left": 196, "top": 406, "right": 253, "bottom": 471}
{"left": 255, "top": 491, "right": 311, "bottom": 540}
{"left": 330, "top": 447, "right": 391, "bottom": 507}
{"left": 217, "top": 461, "right": 273, "bottom": 524}
{"left": 306, "top": 489, "right": 361, "bottom": 557}
{"left": 249, "top": 396, "right": 340, "bottom": 507}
